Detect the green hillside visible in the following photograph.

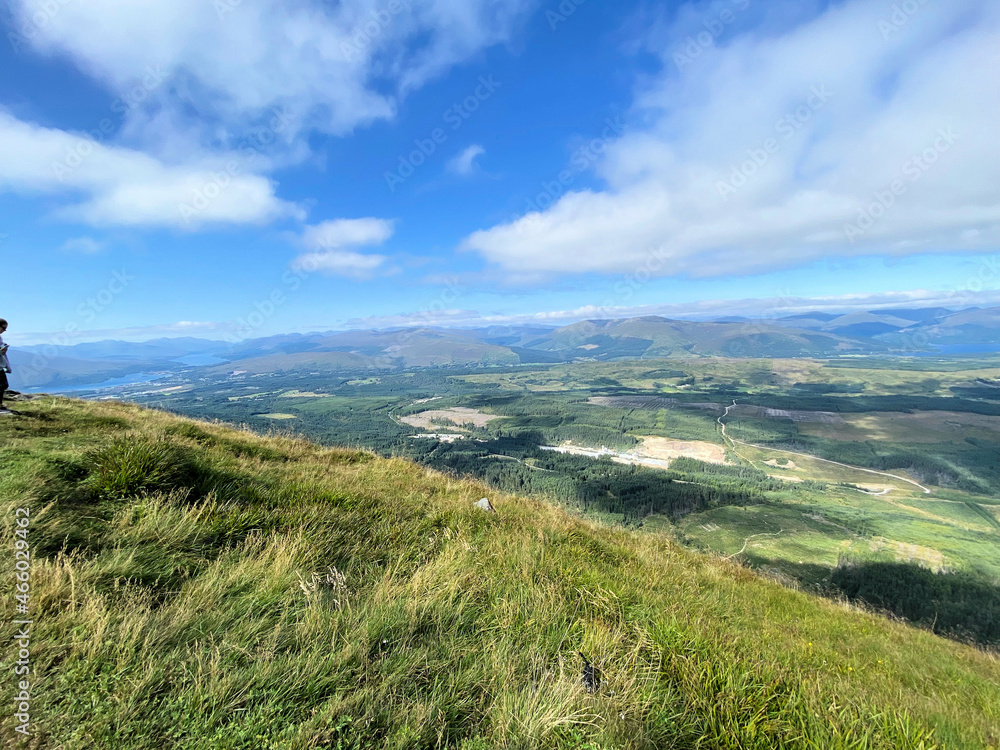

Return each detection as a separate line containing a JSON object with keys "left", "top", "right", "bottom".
{"left": 1, "top": 397, "right": 998, "bottom": 749}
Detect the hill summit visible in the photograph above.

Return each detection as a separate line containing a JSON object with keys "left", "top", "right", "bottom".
{"left": 1, "top": 397, "right": 998, "bottom": 749}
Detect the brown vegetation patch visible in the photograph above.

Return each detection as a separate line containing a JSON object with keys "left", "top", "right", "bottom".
{"left": 636, "top": 436, "right": 728, "bottom": 465}
{"left": 399, "top": 407, "right": 500, "bottom": 430}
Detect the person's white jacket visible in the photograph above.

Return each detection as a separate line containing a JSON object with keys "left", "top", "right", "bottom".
{"left": 0, "top": 335, "right": 10, "bottom": 373}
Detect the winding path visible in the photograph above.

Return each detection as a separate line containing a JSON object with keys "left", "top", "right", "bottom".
{"left": 717, "top": 400, "right": 932, "bottom": 495}
{"left": 725, "top": 530, "right": 783, "bottom": 560}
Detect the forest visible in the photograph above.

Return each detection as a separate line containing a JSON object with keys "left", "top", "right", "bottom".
{"left": 832, "top": 561, "right": 1000, "bottom": 646}
{"left": 399, "top": 434, "right": 790, "bottom": 524}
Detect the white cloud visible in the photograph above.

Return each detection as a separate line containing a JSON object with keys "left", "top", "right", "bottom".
{"left": 292, "top": 250, "right": 389, "bottom": 278}
{"left": 291, "top": 217, "right": 395, "bottom": 278}
{"left": 9, "top": 0, "right": 534, "bottom": 146}
{"left": 60, "top": 236, "right": 106, "bottom": 254}
{"left": 462, "top": 0, "right": 1000, "bottom": 279}
{"left": 0, "top": 111, "right": 303, "bottom": 228}
{"left": 300, "top": 218, "right": 395, "bottom": 251}
{"left": 346, "top": 308, "right": 482, "bottom": 328}
{"left": 3, "top": 0, "right": 534, "bottom": 230}
{"left": 447, "top": 144, "right": 485, "bottom": 176}
{"left": 343, "top": 288, "right": 1000, "bottom": 331}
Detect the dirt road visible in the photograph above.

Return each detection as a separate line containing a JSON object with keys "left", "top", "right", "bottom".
{"left": 717, "top": 400, "right": 932, "bottom": 495}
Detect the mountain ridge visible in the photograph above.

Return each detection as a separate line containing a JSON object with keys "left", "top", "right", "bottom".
{"left": 11, "top": 305, "right": 1000, "bottom": 389}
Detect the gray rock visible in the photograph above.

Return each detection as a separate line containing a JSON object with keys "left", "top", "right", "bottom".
{"left": 6, "top": 391, "right": 42, "bottom": 402}
{"left": 474, "top": 497, "right": 495, "bottom": 513}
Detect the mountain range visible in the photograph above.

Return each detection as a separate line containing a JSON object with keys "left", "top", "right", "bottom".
{"left": 10, "top": 305, "right": 1000, "bottom": 389}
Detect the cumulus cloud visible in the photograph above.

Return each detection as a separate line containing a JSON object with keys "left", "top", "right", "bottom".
{"left": 8, "top": 0, "right": 534, "bottom": 146}
{"left": 291, "top": 217, "right": 395, "bottom": 278}
{"left": 462, "top": 0, "right": 1000, "bottom": 279}
{"left": 447, "top": 144, "right": 486, "bottom": 176}
{"left": 0, "top": 110, "right": 304, "bottom": 228}
{"left": 300, "top": 218, "right": 395, "bottom": 250}
{"left": 3, "top": 0, "right": 534, "bottom": 229}
{"left": 293, "top": 251, "right": 388, "bottom": 277}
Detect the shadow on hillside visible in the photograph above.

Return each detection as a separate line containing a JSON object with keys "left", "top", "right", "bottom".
{"left": 739, "top": 553, "right": 833, "bottom": 589}
{"left": 831, "top": 561, "right": 1000, "bottom": 647}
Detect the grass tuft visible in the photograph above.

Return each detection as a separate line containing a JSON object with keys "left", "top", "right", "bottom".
{"left": 83, "top": 434, "right": 194, "bottom": 501}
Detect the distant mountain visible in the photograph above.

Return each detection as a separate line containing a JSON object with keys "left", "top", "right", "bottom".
{"left": 13, "top": 305, "right": 1000, "bottom": 389}
{"left": 207, "top": 350, "right": 392, "bottom": 375}
{"left": 210, "top": 328, "right": 519, "bottom": 374}
{"left": 770, "top": 306, "right": 999, "bottom": 350}
{"left": 5, "top": 352, "right": 164, "bottom": 389}
{"left": 890, "top": 307, "right": 1000, "bottom": 348}
{"left": 456, "top": 325, "right": 559, "bottom": 349}
{"left": 774, "top": 310, "right": 914, "bottom": 334}
{"left": 11, "top": 337, "right": 232, "bottom": 389}
{"left": 19, "top": 337, "right": 229, "bottom": 360}
{"left": 818, "top": 312, "right": 918, "bottom": 338}
{"left": 779, "top": 312, "right": 841, "bottom": 322}
{"left": 522, "top": 316, "right": 882, "bottom": 359}
{"left": 210, "top": 316, "right": 884, "bottom": 369}
{"left": 877, "top": 307, "right": 961, "bottom": 323}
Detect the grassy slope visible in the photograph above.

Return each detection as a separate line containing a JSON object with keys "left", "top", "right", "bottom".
{"left": 1, "top": 398, "right": 998, "bottom": 750}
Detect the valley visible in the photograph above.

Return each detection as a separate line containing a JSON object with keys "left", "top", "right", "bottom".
{"left": 53, "top": 346, "right": 999, "bottom": 648}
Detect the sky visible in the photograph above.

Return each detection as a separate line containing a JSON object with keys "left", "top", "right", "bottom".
{"left": 0, "top": 0, "right": 998, "bottom": 345}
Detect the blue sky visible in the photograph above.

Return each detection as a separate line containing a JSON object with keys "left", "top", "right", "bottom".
{"left": 1, "top": 0, "right": 998, "bottom": 345}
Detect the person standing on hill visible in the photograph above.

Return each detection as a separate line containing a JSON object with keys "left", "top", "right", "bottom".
{"left": 0, "top": 318, "right": 11, "bottom": 413}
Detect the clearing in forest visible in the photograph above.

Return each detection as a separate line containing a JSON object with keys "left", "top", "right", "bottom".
{"left": 636, "top": 436, "right": 728, "bottom": 465}
{"left": 399, "top": 407, "right": 500, "bottom": 430}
